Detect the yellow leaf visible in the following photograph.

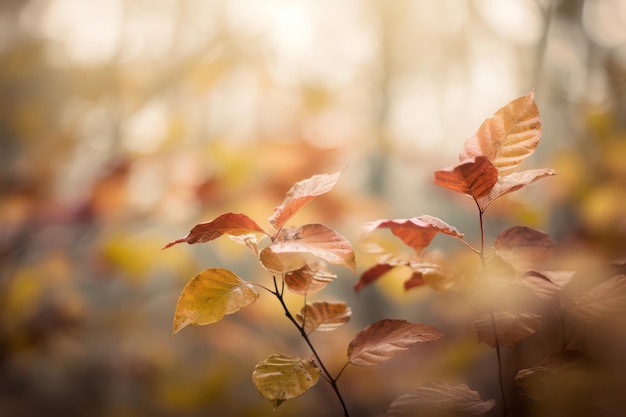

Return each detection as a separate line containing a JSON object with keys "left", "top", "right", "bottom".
{"left": 172, "top": 268, "right": 259, "bottom": 335}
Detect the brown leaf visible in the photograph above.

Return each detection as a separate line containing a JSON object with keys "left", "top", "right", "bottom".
{"left": 162, "top": 213, "right": 268, "bottom": 249}
{"left": 480, "top": 168, "right": 557, "bottom": 210}
{"left": 285, "top": 261, "right": 336, "bottom": 295}
{"left": 347, "top": 319, "right": 443, "bottom": 367}
{"left": 494, "top": 226, "right": 554, "bottom": 270}
{"left": 387, "top": 382, "right": 495, "bottom": 416}
{"left": 403, "top": 272, "right": 427, "bottom": 291}
{"left": 515, "top": 270, "right": 575, "bottom": 301}
{"left": 172, "top": 268, "right": 259, "bottom": 335}
{"left": 362, "top": 215, "right": 463, "bottom": 254}
{"left": 409, "top": 256, "right": 460, "bottom": 293}
{"left": 354, "top": 263, "right": 397, "bottom": 292}
{"left": 433, "top": 156, "right": 498, "bottom": 199}
{"left": 296, "top": 301, "right": 351, "bottom": 333}
{"left": 567, "top": 275, "right": 626, "bottom": 323}
{"left": 259, "top": 224, "right": 355, "bottom": 274}
{"left": 269, "top": 170, "right": 342, "bottom": 230}
{"left": 474, "top": 312, "right": 541, "bottom": 348}
{"left": 459, "top": 91, "right": 542, "bottom": 172}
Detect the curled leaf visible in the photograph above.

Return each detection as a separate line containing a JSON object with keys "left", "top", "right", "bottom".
{"left": 433, "top": 156, "right": 498, "bottom": 199}
{"left": 296, "top": 301, "right": 351, "bottom": 333}
{"left": 387, "top": 382, "right": 495, "bottom": 416}
{"left": 474, "top": 312, "right": 541, "bottom": 349}
{"left": 269, "top": 170, "right": 342, "bottom": 230}
{"left": 459, "top": 90, "right": 542, "bottom": 172}
{"left": 260, "top": 224, "right": 355, "bottom": 274}
{"left": 172, "top": 268, "right": 259, "bottom": 335}
{"left": 347, "top": 319, "right": 443, "bottom": 367}
{"left": 362, "top": 215, "right": 463, "bottom": 254}
{"left": 285, "top": 261, "right": 336, "bottom": 295}
{"left": 494, "top": 226, "right": 554, "bottom": 270}
{"left": 252, "top": 354, "right": 320, "bottom": 410}
{"left": 567, "top": 275, "right": 626, "bottom": 323}
{"left": 163, "top": 213, "right": 268, "bottom": 249}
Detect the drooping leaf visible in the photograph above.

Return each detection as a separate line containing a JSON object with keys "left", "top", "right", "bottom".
{"left": 285, "top": 261, "right": 336, "bottom": 295}
{"left": 408, "top": 256, "right": 460, "bottom": 293}
{"left": 296, "top": 301, "right": 351, "bottom": 333}
{"left": 433, "top": 156, "right": 498, "bottom": 199}
{"left": 269, "top": 170, "right": 342, "bottom": 230}
{"left": 362, "top": 216, "right": 463, "bottom": 254}
{"left": 567, "top": 275, "right": 626, "bottom": 323}
{"left": 494, "top": 226, "right": 554, "bottom": 270}
{"left": 387, "top": 382, "right": 495, "bottom": 417}
{"left": 515, "top": 350, "right": 592, "bottom": 400}
{"left": 480, "top": 168, "right": 557, "bottom": 209}
{"left": 162, "top": 213, "right": 268, "bottom": 249}
{"left": 252, "top": 354, "right": 320, "bottom": 410}
{"left": 515, "top": 270, "right": 575, "bottom": 301}
{"left": 259, "top": 224, "right": 355, "bottom": 274}
{"left": 474, "top": 312, "right": 541, "bottom": 348}
{"left": 347, "top": 319, "right": 443, "bottom": 367}
{"left": 172, "top": 268, "right": 259, "bottom": 335}
{"left": 354, "top": 263, "right": 397, "bottom": 292}
{"left": 459, "top": 91, "right": 542, "bottom": 172}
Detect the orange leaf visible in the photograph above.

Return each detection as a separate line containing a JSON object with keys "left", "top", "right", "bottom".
{"left": 347, "top": 319, "right": 443, "bottom": 366}
{"left": 269, "top": 170, "right": 342, "bottom": 230}
{"left": 362, "top": 215, "right": 463, "bottom": 254}
{"left": 259, "top": 224, "right": 355, "bottom": 274}
{"left": 296, "top": 301, "right": 351, "bottom": 333}
{"left": 285, "top": 261, "right": 336, "bottom": 295}
{"left": 480, "top": 168, "right": 557, "bottom": 210}
{"left": 354, "top": 263, "right": 396, "bottom": 292}
{"left": 494, "top": 226, "right": 554, "bottom": 270}
{"left": 162, "top": 213, "right": 268, "bottom": 249}
{"left": 459, "top": 90, "right": 542, "bottom": 172}
{"left": 474, "top": 312, "right": 541, "bottom": 348}
{"left": 433, "top": 156, "right": 498, "bottom": 199}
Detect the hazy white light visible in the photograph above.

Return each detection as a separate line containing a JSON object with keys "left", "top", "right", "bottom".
{"left": 122, "top": 101, "right": 169, "bottom": 154}
{"left": 475, "top": 0, "right": 543, "bottom": 44}
{"left": 583, "top": 0, "right": 626, "bottom": 48}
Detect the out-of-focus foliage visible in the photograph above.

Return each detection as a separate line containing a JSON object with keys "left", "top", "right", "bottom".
{"left": 1, "top": 0, "right": 625, "bottom": 416}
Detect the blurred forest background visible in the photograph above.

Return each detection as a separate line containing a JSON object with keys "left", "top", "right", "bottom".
{"left": 1, "top": 0, "right": 625, "bottom": 416}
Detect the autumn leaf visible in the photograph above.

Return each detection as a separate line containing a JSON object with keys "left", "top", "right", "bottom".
{"left": 514, "top": 270, "right": 575, "bottom": 301}
{"left": 480, "top": 168, "right": 557, "bottom": 209}
{"left": 459, "top": 90, "right": 542, "bottom": 172}
{"left": 259, "top": 224, "right": 355, "bottom": 274}
{"left": 387, "top": 382, "right": 495, "bottom": 416}
{"left": 252, "top": 354, "right": 320, "bottom": 410}
{"left": 474, "top": 312, "right": 541, "bottom": 348}
{"left": 172, "top": 268, "right": 259, "bottom": 335}
{"left": 494, "top": 226, "right": 554, "bottom": 270}
{"left": 408, "top": 256, "right": 460, "bottom": 293}
{"left": 285, "top": 261, "right": 336, "bottom": 295}
{"left": 162, "top": 213, "right": 268, "bottom": 249}
{"left": 269, "top": 170, "right": 343, "bottom": 230}
{"left": 296, "top": 301, "right": 351, "bottom": 333}
{"left": 362, "top": 215, "right": 463, "bottom": 254}
{"left": 567, "top": 274, "right": 626, "bottom": 323}
{"left": 433, "top": 156, "right": 498, "bottom": 199}
{"left": 347, "top": 319, "right": 443, "bottom": 367}
{"left": 354, "top": 263, "right": 397, "bottom": 292}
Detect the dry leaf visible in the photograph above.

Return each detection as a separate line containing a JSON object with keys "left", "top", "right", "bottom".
{"left": 296, "top": 301, "right": 351, "bottom": 333}
{"left": 354, "top": 263, "right": 397, "bottom": 292}
{"left": 480, "top": 168, "right": 557, "bottom": 210}
{"left": 474, "top": 312, "right": 541, "bottom": 348}
{"left": 347, "top": 319, "right": 443, "bottom": 367}
{"left": 285, "top": 261, "right": 336, "bottom": 295}
{"left": 494, "top": 226, "right": 554, "bottom": 270}
{"left": 515, "top": 270, "right": 575, "bottom": 301}
{"left": 567, "top": 274, "right": 626, "bottom": 323}
{"left": 433, "top": 156, "right": 498, "bottom": 199}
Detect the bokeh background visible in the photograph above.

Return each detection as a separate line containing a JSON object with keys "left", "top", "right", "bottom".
{"left": 1, "top": 0, "right": 625, "bottom": 416}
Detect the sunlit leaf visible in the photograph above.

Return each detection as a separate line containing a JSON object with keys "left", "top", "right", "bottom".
{"left": 459, "top": 91, "right": 541, "bottom": 172}
{"left": 269, "top": 170, "right": 342, "bottom": 230}
{"left": 567, "top": 275, "right": 626, "bottom": 323}
{"left": 433, "top": 156, "right": 498, "bottom": 199}
{"left": 259, "top": 224, "right": 355, "bottom": 274}
{"left": 162, "top": 213, "right": 268, "bottom": 249}
{"left": 172, "top": 268, "right": 259, "bottom": 335}
{"left": 480, "top": 168, "right": 557, "bottom": 209}
{"left": 252, "top": 354, "right": 320, "bottom": 410}
{"left": 515, "top": 270, "right": 575, "bottom": 301}
{"left": 515, "top": 350, "right": 591, "bottom": 400}
{"left": 408, "top": 256, "right": 460, "bottom": 293}
{"left": 285, "top": 261, "right": 336, "bottom": 295}
{"left": 474, "top": 312, "right": 541, "bottom": 348}
{"left": 296, "top": 301, "right": 351, "bottom": 333}
{"left": 387, "top": 382, "right": 495, "bottom": 416}
{"left": 494, "top": 226, "right": 554, "bottom": 270}
{"left": 354, "top": 263, "right": 397, "bottom": 292}
{"left": 347, "top": 319, "right": 443, "bottom": 367}
{"left": 362, "top": 215, "right": 464, "bottom": 254}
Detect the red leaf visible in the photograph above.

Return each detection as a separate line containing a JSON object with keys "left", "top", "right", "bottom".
{"left": 362, "top": 215, "right": 463, "bottom": 254}
{"left": 494, "top": 226, "right": 554, "bottom": 270}
{"left": 354, "top": 263, "right": 396, "bottom": 292}
{"left": 481, "top": 168, "right": 557, "bottom": 210}
{"left": 403, "top": 272, "right": 427, "bottom": 290}
{"left": 434, "top": 156, "right": 498, "bottom": 199}
{"left": 162, "top": 213, "right": 268, "bottom": 249}
{"left": 269, "top": 170, "right": 342, "bottom": 230}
